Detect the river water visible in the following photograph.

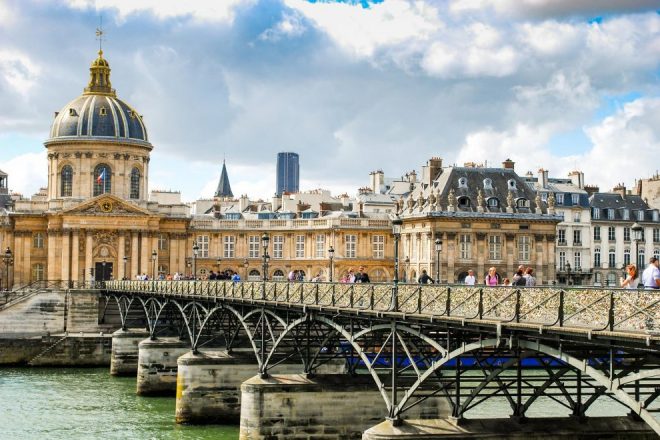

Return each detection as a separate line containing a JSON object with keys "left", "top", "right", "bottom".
{"left": 0, "top": 367, "right": 239, "bottom": 440}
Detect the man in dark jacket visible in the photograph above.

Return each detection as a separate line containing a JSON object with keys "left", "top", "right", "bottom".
{"left": 418, "top": 270, "right": 434, "bottom": 284}
{"left": 355, "top": 266, "right": 371, "bottom": 283}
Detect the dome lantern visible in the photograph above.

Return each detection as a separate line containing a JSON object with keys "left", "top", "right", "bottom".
{"left": 84, "top": 49, "right": 115, "bottom": 97}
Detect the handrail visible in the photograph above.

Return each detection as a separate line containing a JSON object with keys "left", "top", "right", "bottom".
{"left": 103, "top": 280, "right": 660, "bottom": 335}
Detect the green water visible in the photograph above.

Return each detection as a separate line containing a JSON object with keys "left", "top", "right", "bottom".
{"left": 0, "top": 368, "right": 239, "bottom": 440}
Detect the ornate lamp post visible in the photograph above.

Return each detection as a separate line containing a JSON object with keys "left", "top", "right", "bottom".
{"left": 404, "top": 256, "right": 410, "bottom": 282}
{"left": 216, "top": 257, "right": 222, "bottom": 276}
{"left": 243, "top": 258, "right": 249, "bottom": 280}
{"left": 3, "top": 247, "right": 12, "bottom": 291}
{"left": 151, "top": 250, "right": 157, "bottom": 280}
{"left": 192, "top": 242, "right": 199, "bottom": 280}
{"left": 328, "top": 246, "right": 335, "bottom": 282}
{"left": 123, "top": 255, "right": 128, "bottom": 280}
{"left": 389, "top": 216, "right": 402, "bottom": 311}
{"left": 434, "top": 238, "right": 443, "bottom": 284}
{"left": 261, "top": 233, "right": 270, "bottom": 281}
{"left": 565, "top": 262, "right": 572, "bottom": 286}
{"left": 632, "top": 222, "right": 643, "bottom": 269}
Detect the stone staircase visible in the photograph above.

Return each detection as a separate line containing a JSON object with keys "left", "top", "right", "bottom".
{"left": 27, "top": 334, "right": 68, "bottom": 365}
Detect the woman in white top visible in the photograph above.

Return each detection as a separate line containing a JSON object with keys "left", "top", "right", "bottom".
{"left": 620, "top": 264, "right": 639, "bottom": 290}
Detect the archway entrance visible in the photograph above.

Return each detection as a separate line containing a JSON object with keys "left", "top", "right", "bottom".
{"left": 95, "top": 262, "right": 113, "bottom": 281}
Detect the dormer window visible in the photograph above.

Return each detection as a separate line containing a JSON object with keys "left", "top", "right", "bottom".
{"left": 516, "top": 198, "right": 530, "bottom": 208}
{"left": 458, "top": 177, "right": 468, "bottom": 189}
{"left": 507, "top": 179, "right": 517, "bottom": 190}
{"left": 457, "top": 196, "right": 471, "bottom": 208}
{"left": 608, "top": 209, "right": 614, "bottom": 220}
{"left": 69, "top": 108, "right": 77, "bottom": 116}
{"left": 571, "top": 194, "right": 579, "bottom": 205}
{"left": 638, "top": 210, "right": 645, "bottom": 221}
{"left": 99, "top": 106, "right": 107, "bottom": 116}
{"left": 129, "top": 110, "right": 136, "bottom": 118}
{"left": 541, "top": 192, "right": 548, "bottom": 202}
{"left": 483, "top": 178, "right": 492, "bottom": 190}
{"left": 556, "top": 193, "right": 564, "bottom": 205}
{"left": 622, "top": 209, "right": 629, "bottom": 220}
{"left": 487, "top": 197, "right": 499, "bottom": 208}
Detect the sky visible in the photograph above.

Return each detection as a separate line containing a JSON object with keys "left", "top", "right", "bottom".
{"left": 0, "top": 0, "right": 659, "bottom": 203}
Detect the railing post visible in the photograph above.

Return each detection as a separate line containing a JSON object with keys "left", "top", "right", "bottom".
{"left": 559, "top": 289, "right": 565, "bottom": 327}
{"left": 350, "top": 286, "right": 354, "bottom": 308}
{"left": 515, "top": 289, "right": 521, "bottom": 323}
{"left": 478, "top": 288, "right": 484, "bottom": 320}
{"left": 446, "top": 286, "right": 451, "bottom": 317}
{"left": 608, "top": 290, "right": 615, "bottom": 332}
{"left": 331, "top": 283, "right": 336, "bottom": 307}
{"left": 370, "top": 286, "right": 374, "bottom": 310}
{"left": 315, "top": 283, "right": 319, "bottom": 305}
{"left": 417, "top": 286, "right": 422, "bottom": 314}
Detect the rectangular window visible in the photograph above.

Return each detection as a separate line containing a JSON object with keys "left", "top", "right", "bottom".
{"left": 197, "top": 235, "right": 209, "bottom": 258}
{"left": 573, "top": 230, "right": 581, "bottom": 245}
{"left": 623, "top": 227, "right": 630, "bottom": 241}
{"left": 33, "top": 232, "right": 44, "bottom": 249}
{"left": 594, "top": 226, "right": 601, "bottom": 241}
{"left": 654, "top": 228, "right": 660, "bottom": 243}
{"left": 608, "top": 226, "right": 615, "bottom": 241}
{"left": 345, "top": 234, "right": 357, "bottom": 258}
{"left": 518, "top": 235, "right": 531, "bottom": 261}
{"left": 574, "top": 252, "right": 581, "bottom": 269}
{"left": 624, "top": 249, "right": 631, "bottom": 266}
{"left": 556, "top": 193, "right": 564, "bottom": 205}
{"left": 609, "top": 249, "right": 616, "bottom": 267}
{"left": 295, "top": 235, "right": 305, "bottom": 258}
{"left": 541, "top": 192, "right": 548, "bottom": 202}
{"left": 158, "top": 234, "right": 168, "bottom": 251}
{"left": 571, "top": 194, "right": 579, "bottom": 205}
{"left": 315, "top": 234, "right": 325, "bottom": 258}
{"left": 372, "top": 235, "right": 384, "bottom": 259}
{"left": 592, "top": 208, "right": 600, "bottom": 219}
{"left": 559, "top": 251, "right": 566, "bottom": 270}
{"left": 594, "top": 250, "right": 601, "bottom": 267}
{"left": 248, "top": 235, "right": 260, "bottom": 258}
{"left": 573, "top": 211, "right": 581, "bottom": 223}
{"left": 459, "top": 234, "right": 471, "bottom": 260}
{"left": 223, "top": 236, "right": 234, "bottom": 258}
{"left": 273, "top": 235, "right": 284, "bottom": 259}
{"left": 608, "top": 209, "right": 615, "bottom": 220}
{"left": 638, "top": 210, "right": 645, "bottom": 221}
{"left": 488, "top": 235, "right": 501, "bottom": 260}
{"left": 558, "top": 229, "right": 566, "bottom": 245}
{"left": 622, "top": 209, "right": 629, "bottom": 220}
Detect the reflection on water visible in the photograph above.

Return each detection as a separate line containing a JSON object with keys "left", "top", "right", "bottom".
{"left": 0, "top": 368, "right": 239, "bottom": 440}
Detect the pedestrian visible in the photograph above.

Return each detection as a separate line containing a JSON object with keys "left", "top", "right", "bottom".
{"left": 620, "top": 264, "right": 639, "bottom": 290}
{"left": 485, "top": 267, "right": 499, "bottom": 286}
{"left": 524, "top": 268, "right": 536, "bottom": 287}
{"left": 418, "top": 269, "right": 434, "bottom": 284}
{"left": 502, "top": 278, "right": 511, "bottom": 286}
{"left": 355, "top": 266, "right": 371, "bottom": 283}
{"left": 347, "top": 268, "right": 356, "bottom": 283}
{"left": 464, "top": 270, "right": 476, "bottom": 286}
{"left": 512, "top": 268, "right": 526, "bottom": 286}
{"left": 641, "top": 257, "right": 660, "bottom": 289}
{"left": 288, "top": 270, "right": 297, "bottom": 282}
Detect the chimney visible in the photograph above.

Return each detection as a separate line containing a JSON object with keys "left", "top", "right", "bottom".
{"left": 584, "top": 185, "right": 599, "bottom": 197}
{"left": 537, "top": 168, "right": 548, "bottom": 189}
{"left": 613, "top": 183, "right": 626, "bottom": 198}
{"left": 239, "top": 194, "right": 249, "bottom": 212}
{"left": 422, "top": 157, "right": 442, "bottom": 186}
{"left": 409, "top": 170, "right": 417, "bottom": 183}
{"left": 370, "top": 170, "right": 384, "bottom": 193}
{"left": 568, "top": 170, "right": 585, "bottom": 189}
{"left": 271, "top": 195, "right": 282, "bottom": 212}
{"left": 502, "top": 159, "right": 515, "bottom": 170}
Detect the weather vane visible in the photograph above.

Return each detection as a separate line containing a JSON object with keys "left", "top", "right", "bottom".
{"left": 95, "top": 15, "right": 105, "bottom": 51}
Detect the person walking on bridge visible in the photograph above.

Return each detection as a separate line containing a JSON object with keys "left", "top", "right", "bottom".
{"left": 418, "top": 270, "right": 434, "bottom": 284}
{"left": 642, "top": 257, "right": 660, "bottom": 289}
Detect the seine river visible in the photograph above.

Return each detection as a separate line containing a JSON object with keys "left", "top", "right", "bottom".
{"left": 0, "top": 368, "right": 239, "bottom": 440}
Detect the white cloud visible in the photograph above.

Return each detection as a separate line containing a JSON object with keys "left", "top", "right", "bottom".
{"left": 65, "top": 0, "right": 256, "bottom": 24}
{"left": 285, "top": 0, "right": 441, "bottom": 57}
{"left": 519, "top": 21, "right": 583, "bottom": 56}
{"left": 0, "top": 49, "right": 41, "bottom": 96}
{"left": 0, "top": 152, "right": 47, "bottom": 197}
{"left": 450, "top": 0, "right": 660, "bottom": 19}
{"left": 260, "top": 12, "right": 306, "bottom": 41}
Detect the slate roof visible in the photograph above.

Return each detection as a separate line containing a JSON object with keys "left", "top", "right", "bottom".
{"left": 214, "top": 161, "right": 234, "bottom": 198}
{"left": 589, "top": 193, "right": 658, "bottom": 222}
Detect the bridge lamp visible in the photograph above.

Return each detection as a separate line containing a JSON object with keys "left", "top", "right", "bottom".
{"left": 3, "top": 247, "right": 12, "bottom": 291}
{"left": 261, "top": 233, "right": 270, "bottom": 281}
{"left": 435, "top": 238, "right": 443, "bottom": 284}
{"left": 328, "top": 246, "right": 335, "bottom": 282}
{"left": 151, "top": 250, "right": 157, "bottom": 280}
{"left": 565, "top": 262, "right": 571, "bottom": 286}
{"left": 389, "top": 215, "right": 402, "bottom": 311}
{"left": 632, "top": 222, "right": 643, "bottom": 268}
{"left": 122, "top": 255, "right": 128, "bottom": 281}
{"left": 243, "top": 258, "right": 249, "bottom": 279}
{"left": 192, "top": 242, "right": 199, "bottom": 280}
{"left": 404, "top": 256, "right": 410, "bottom": 283}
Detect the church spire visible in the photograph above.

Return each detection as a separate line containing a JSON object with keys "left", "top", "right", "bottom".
{"left": 215, "top": 160, "right": 234, "bottom": 198}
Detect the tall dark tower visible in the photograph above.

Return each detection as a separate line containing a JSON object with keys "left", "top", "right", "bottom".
{"left": 276, "top": 152, "right": 299, "bottom": 196}
{"left": 214, "top": 160, "right": 234, "bottom": 198}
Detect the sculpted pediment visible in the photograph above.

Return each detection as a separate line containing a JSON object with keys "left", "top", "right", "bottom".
{"left": 62, "top": 194, "right": 152, "bottom": 217}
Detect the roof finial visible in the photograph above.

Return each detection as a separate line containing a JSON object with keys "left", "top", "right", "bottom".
{"left": 95, "top": 15, "right": 105, "bottom": 54}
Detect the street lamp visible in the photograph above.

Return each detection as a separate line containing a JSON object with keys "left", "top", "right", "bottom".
{"left": 261, "top": 233, "right": 270, "bottom": 281}
{"left": 123, "top": 255, "right": 128, "bottom": 280}
{"left": 243, "top": 258, "right": 249, "bottom": 279}
{"left": 192, "top": 242, "right": 199, "bottom": 280}
{"left": 328, "top": 246, "right": 335, "bottom": 282}
{"left": 3, "top": 247, "right": 12, "bottom": 291}
{"left": 565, "top": 262, "right": 572, "bottom": 286}
{"left": 151, "top": 250, "right": 157, "bottom": 280}
{"left": 632, "top": 222, "right": 643, "bottom": 268}
{"left": 404, "top": 256, "right": 410, "bottom": 282}
{"left": 389, "top": 216, "right": 402, "bottom": 311}
{"left": 434, "top": 238, "right": 443, "bottom": 284}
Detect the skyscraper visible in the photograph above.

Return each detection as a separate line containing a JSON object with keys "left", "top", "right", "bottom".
{"left": 276, "top": 152, "right": 299, "bottom": 195}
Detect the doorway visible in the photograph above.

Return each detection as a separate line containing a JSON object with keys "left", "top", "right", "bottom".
{"left": 95, "top": 262, "right": 114, "bottom": 281}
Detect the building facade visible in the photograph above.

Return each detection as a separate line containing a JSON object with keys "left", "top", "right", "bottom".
{"left": 276, "top": 152, "right": 299, "bottom": 196}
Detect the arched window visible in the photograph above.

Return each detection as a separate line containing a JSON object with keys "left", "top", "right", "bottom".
{"left": 272, "top": 269, "right": 285, "bottom": 281}
{"left": 624, "top": 249, "right": 630, "bottom": 266}
{"left": 594, "top": 247, "right": 601, "bottom": 268}
{"left": 457, "top": 196, "right": 471, "bottom": 209}
{"left": 483, "top": 178, "right": 492, "bottom": 190}
{"left": 93, "top": 164, "right": 112, "bottom": 196}
{"left": 61, "top": 165, "right": 73, "bottom": 197}
{"left": 487, "top": 197, "right": 499, "bottom": 208}
{"left": 507, "top": 179, "right": 517, "bottom": 190}
{"left": 248, "top": 269, "right": 261, "bottom": 281}
{"left": 458, "top": 177, "right": 468, "bottom": 189}
{"left": 516, "top": 198, "right": 529, "bottom": 208}
{"left": 638, "top": 249, "right": 645, "bottom": 269}
{"left": 130, "top": 167, "right": 141, "bottom": 199}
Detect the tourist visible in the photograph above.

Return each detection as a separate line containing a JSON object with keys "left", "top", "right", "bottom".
{"left": 288, "top": 270, "right": 297, "bottom": 282}
{"left": 641, "top": 257, "right": 660, "bottom": 289}
{"left": 512, "top": 268, "right": 526, "bottom": 286}
{"left": 347, "top": 268, "right": 356, "bottom": 283}
{"left": 524, "top": 268, "right": 536, "bottom": 287}
{"left": 418, "top": 269, "right": 434, "bottom": 284}
{"left": 464, "top": 270, "right": 476, "bottom": 286}
{"left": 485, "top": 267, "right": 499, "bottom": 286}
{"left": 355, "top": 266, "right": 370, "bottom": 283}
{"left": 502, "top": 278, "right": 512, "bottom": 286}
{"left": 231, "top": 272, "right": 241, "bottom": 283}
{"left": 620, "top": 264, "right": 639, "bottom": 290}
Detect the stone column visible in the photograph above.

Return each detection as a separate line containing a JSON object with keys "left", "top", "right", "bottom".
{"left": 47, "top": 230, "right": 59, "bottom": 281}
{"left": 505, "top": 233, "right": 516, "bottom": 276}
{"left": 110, "top": 328, "right": 150, "bottom": 376}
{"left": 446, "top": 232, "right": 456, "bottom": 283}
{"left": 61, "top": 229, "right": 71, "bottom": 283}
{"left": 117, "top": 233, "right": 126, "bottom": 280}
{"left": 71, "top": 231, "right": 80, "bottom": 284}
{"left": 140, "top": 232, "right": 150, "bottom": 278}
{"left": 131, "top": 231, "right": 139, "bottom": 279}
{"left": 85, "top": 231, "right": 93, "bottom": 282}
{"left": 136, "top": 337, "right": 189, "bottom": 396}
{"left": 476, "top": 232, "right": 486, "bottom": 281}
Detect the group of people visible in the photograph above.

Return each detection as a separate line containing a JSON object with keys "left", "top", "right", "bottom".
{"left": 339, "top": 267, "right": 371, "bottom": 283}
{"left": 461, "top": 266, "right": 536, "bottom": 287}
{"left": 620, "top": 257, "right": 660, "bottom": 290}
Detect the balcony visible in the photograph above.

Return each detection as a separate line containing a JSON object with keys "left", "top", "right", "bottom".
{"left": 557, "top": 240, "right": 567, "bottom": 246}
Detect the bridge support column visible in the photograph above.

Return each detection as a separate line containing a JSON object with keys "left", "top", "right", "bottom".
{"left": 136, "top": 337, "right": 189, "bottom": 396}
{"left": 239, "top": 374, "right": 449, "bottom": 439}
{"left": 110, "top": 328, "right": 150, "bottom": 376}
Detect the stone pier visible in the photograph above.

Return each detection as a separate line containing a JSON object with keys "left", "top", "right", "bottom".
{"left": 362, "top": 417, "right": 656, "bottom": 439}
{"left": 136, "top": 337, "right": 189, "bottom": 396}
{"left": 110, "top": 328, "right": 150, "bottom": 376}
{"left": 176, "top": 350, "right": 347, "bottom": 425}
{"left": 239, "top": 374, "right": 449, "bottom": 440}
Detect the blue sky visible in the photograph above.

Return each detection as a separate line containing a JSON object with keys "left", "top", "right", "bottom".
{"left": 0, "top": 0, "right": 659, "bottom": 201}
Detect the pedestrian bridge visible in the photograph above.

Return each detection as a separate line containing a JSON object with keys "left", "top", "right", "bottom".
{"left": 103, "top": 280, "right": 660, "bottom": 436}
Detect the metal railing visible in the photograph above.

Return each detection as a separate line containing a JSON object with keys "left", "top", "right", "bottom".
{"left": 104, "top": 280, "right": 660, "bottom": 335}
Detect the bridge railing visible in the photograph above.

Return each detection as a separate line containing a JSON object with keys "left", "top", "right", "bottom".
{"left": 104, "top": 280, "right": 659, "bottom": 334}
